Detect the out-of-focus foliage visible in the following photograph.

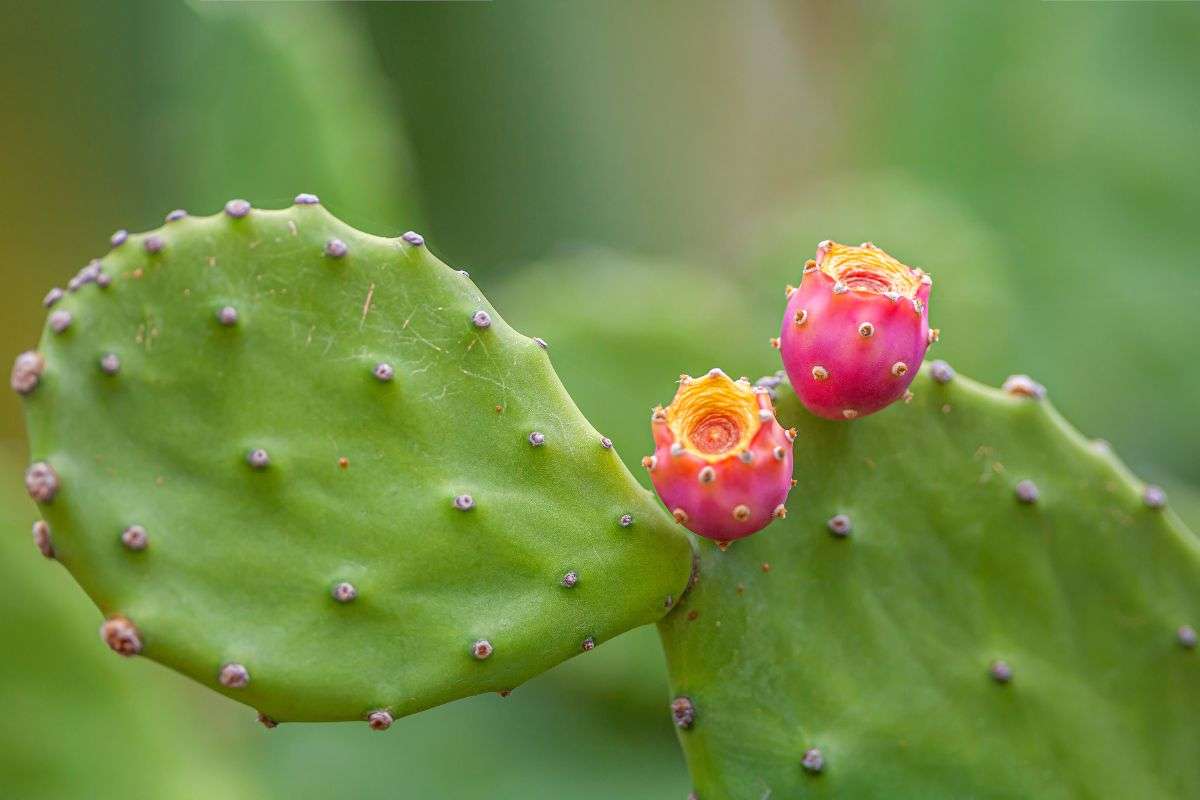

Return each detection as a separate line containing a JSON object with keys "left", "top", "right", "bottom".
{"left": 163, "top": 2, "right": 418, "bottom": 232}
{"left": 358, "top": 0, "right": 839, "bottom": 270}
{"left": 832, "top": 1, "right": 1200, "bottom": 485}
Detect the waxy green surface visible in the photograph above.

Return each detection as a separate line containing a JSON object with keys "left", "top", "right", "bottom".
{"left": 660, "top": 370, "right": 1200, "bottom": 798}
{"left": 21, "top": 204, "right": 691, "bottom": 723}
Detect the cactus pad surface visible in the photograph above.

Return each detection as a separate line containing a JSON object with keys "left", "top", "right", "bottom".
{"left": 18, "top": 202, "right": 691, "bottom": 723}
{"left": 660, "top": 368, "right": 1200, "bottom": 798}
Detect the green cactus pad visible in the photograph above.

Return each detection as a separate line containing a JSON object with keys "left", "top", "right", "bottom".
{"left": 659, "top": 369, "right": 1200, "bottom": 798}
{"left": 19, "top": 202, "right": 691, "bottom": 723}
{"left": 0, "top": 447, "right": 261, "bottom": 799}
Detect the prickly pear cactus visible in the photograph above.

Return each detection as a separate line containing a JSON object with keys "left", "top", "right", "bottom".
{"left": 660, "top": 368, "right": 1200, "bottom": 798}
{"left": 0, "top": 447, "right": 260, "bottom": 798}
{"left": 16, "top": 200, "right": 691, "bottom": 724}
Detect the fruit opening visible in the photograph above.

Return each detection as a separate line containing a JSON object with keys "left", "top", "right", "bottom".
{"left": 692, "top": 415, "right": 740, "bottom": 454}
{"left": 818, "top": 241, "right": 923, "bottom": 298}
{"left": 667, "top": 370, "right": 760, "bottom": 463}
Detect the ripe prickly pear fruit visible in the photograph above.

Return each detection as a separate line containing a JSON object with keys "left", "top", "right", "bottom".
{"left": 645, "top": 369, "right": 794, "bottom": 543}
{"left": 779, "top": 240, "right": 933, "bottom": 420}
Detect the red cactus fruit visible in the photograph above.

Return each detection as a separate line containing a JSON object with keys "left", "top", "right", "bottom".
{"left": 644, "top": 369, "right": 794, "bottom": 544}
{"left": 778, "top": 240, "right": 934, "bottom": 420}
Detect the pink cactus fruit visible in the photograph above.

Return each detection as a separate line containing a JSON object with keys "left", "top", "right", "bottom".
{"left": 643, "top": 369, "right": 794, "bottom": 544}
{"left": 778, "top": 240, "right": 936, "bottom": 420}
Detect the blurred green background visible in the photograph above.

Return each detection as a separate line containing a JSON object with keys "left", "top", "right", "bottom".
{"left": 3, "top": 1, "right": 1199, "bottom": 798}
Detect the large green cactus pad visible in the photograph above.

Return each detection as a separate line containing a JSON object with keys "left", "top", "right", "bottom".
{"left": 660, "top": 369, "right": 1200, "bottom": 798}
{"left": 19, "top": 202, "right": 691, "bottom": 723}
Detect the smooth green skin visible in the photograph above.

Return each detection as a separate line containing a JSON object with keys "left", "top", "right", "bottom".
{"left": 660, "top": 370, "right": 1200, "bottom": 799}
{"left": 0, "top": 443, "right": 261, "bottom": 799}
{"left": 4, "top": 444, "right": 690, "bottom": 798}
{"left": 22, "top": 205, "right": 691, "bottom": 723}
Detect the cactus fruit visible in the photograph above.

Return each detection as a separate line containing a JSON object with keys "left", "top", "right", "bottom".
{"left": 644, "top": 369, "right": 794, "bottom": 543}
{"left": 16, "top": 200, "right": 692, "bottom": 724}
{"left": 659, "top": 367, "right": 1200, "bottom": 798}
{"left": 778, "top": 240, "right": 933, "bottom": 420}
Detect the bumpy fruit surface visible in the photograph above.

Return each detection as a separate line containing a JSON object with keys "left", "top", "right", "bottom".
{"left": 645, "top": 369, "right": 793, "bottom": 542}
{"left": 779, "top": 240, "right": 933, "bottom": 420}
